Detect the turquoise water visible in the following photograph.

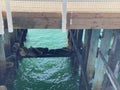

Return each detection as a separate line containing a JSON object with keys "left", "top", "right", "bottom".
{"left": 14, "top": 29, "right": 79, "bottom": 90}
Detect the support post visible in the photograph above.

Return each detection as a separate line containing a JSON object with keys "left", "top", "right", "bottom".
{"left": 62, "top": 0, "right": 67, "bottom": 32}
{"left": 0, "top": 35, "right": 5, "bottom": 60}
{"left": 79, "top": 29, "right": 92, "bottom": 90}
{"left": 5, "top": 0, "right": 13, "bottom": 33}
{"left": 0, "top": 2, "right": 5, "bottom": 60}
{"left": 82, "top": 29, "right": 92, "bottom": 74}
{"left": 93, "top": 30, "right": 113, "bottom": 90}
{"left": 86, "top": 30, "right": 100, "bottom": 80}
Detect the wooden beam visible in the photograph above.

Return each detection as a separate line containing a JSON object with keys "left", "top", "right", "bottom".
{"left": 68, "top": 13, "right": 120, "bottom": 29}
{"left": 1, "top": 1, "right": 120, "bottom": 29}
{"left": 2, "top": 12, "right": 120, "bottom": 29}
{"left": 7, "top": 12, "right": 61, "bottom": 29}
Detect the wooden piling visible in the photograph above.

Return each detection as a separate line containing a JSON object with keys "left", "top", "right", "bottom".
{"left": 79, "top": 29, "right": 92, "bottom": 90}
{"left": 76, "top": 30, "right": 83, "bottom": 50}
{"left": 92, "top": 30, "right": 113, "bottom": 90}
{"left": 86, "top": 30, "right": 100, "bottom": 80}
{"left": 0, "top": 35, "right": 5, "bottom": 60}
{"left": 4, "top": 29, "right": 11, "bottom": 57}
{"left": 103, "top": 30, "right": 120, "bottom": 89}
{"left": 82, "top": 29, "right": 92, "bottom": 71}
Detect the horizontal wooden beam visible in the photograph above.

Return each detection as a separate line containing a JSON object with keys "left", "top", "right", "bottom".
{"left": 1, "top": 1, "right": 120, "bottom": 29}
{"left": 68, "top": 13, "right": 120, "bottom": 29}
{"left": 2, "top": 12, "right": 120, "bottom": 29}
{"left": 3, "top": 12, "right": 62, "bottom": 29}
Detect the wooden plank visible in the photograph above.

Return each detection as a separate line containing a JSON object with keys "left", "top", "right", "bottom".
{"left": 1, "top": 1, "right": 120, "bottom": 29}
{"left": 2, "top": 12, "right": 120, "bottom": 29}
{"left": 68, "top": 18, "right": 120, "bottom": 29}
{"left": 13, "top": 17, "right": 61, "bottom": 29}
{"left": 67, "top": 13, "right": 120, "bottom": 18}
{"left": 12, "top": 12, "right": 61, "bottom": 18}
{"left": 86, "top": 30, "right": 100, "bottom": 80}
{"left": 4, "top": 12, "right": 62, "bottom": 29}
{"left": 67, "top": 13, "right": 120, "bottom": 29}
{"left": 93, "top": 30, "right": 113, "bottom": 90}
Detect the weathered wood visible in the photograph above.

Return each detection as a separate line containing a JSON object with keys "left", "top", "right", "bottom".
{"left": 69, "top": 30, "right": 90, "bottom": 90}
{"left": 93, "top": 30, "right": 113, "bottom": 90}
{"left": 0, "top": 35, "right": 5, "bottom": 60}
{"left": 79, "top": 29, "right": 92, "bottom": 90}
{"left": 82, "top": 29, "right": 92, "bottom": 68}
{"left": 103, "top": 30, "right": 120, "bottom": 90}
{"left": 2, "top": 12, "right": 120, "bottom": 29}
{"left": 4, "top": 29, "right": 11, "bottom": 57}
{"left": 99, "top": 51, "right": 120, "bottom": 90}
{"left": 67, "top": 13, "right": 120, "bottom": 29}
{"left": 1, "top": 0, "right": 120, "bottom": 29}
{"left": 86, "top": 30, "right": 100, "bottom": 80}
{"left": 68, "top": 18, "right": 120, "bottom": 29}
{"left": 9, "top": 12, "right": 61, "bottom": 29}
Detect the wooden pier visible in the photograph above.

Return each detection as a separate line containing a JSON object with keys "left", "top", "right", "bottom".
{"left": 0, "top": 0, "right": 120, "bottom": 90}
{"left": 1, "top": 1, "right": 120, "bottom": 29}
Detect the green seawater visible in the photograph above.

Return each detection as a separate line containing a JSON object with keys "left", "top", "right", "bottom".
{"left": 14, "top": 29, "right": 79, "bottom": 90}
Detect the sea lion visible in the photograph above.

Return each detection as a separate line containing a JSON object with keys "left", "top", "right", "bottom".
{"left": 0, "top": 85, "right": 7, "bottom": 90}
{"left": 19, "top": 47, "right": 28, "bottom": 56}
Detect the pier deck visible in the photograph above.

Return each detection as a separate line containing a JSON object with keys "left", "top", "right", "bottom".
{"left": 1, "top": 0, "right": 120, "bottom": 29}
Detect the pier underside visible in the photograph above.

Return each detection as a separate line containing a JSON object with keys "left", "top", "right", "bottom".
{"left": 1, "top": 1, "right": 120, "bottom": 29}
{"left": 0, "top": 0, "right": 120, "bottom": 90}
{"left": 2, "top": 12, "right": 120, "bottom": 29}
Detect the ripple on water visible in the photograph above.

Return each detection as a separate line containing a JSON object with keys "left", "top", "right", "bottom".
{"left": 14, "top": 29, "right": 78, "bottom": 90}
{"left": 14, "top": 58, "right": 78, "bottom": 90}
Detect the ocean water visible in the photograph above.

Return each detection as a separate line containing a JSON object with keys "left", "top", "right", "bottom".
{"left": 14, "top": 29, "right": 79, "bottom": 90}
